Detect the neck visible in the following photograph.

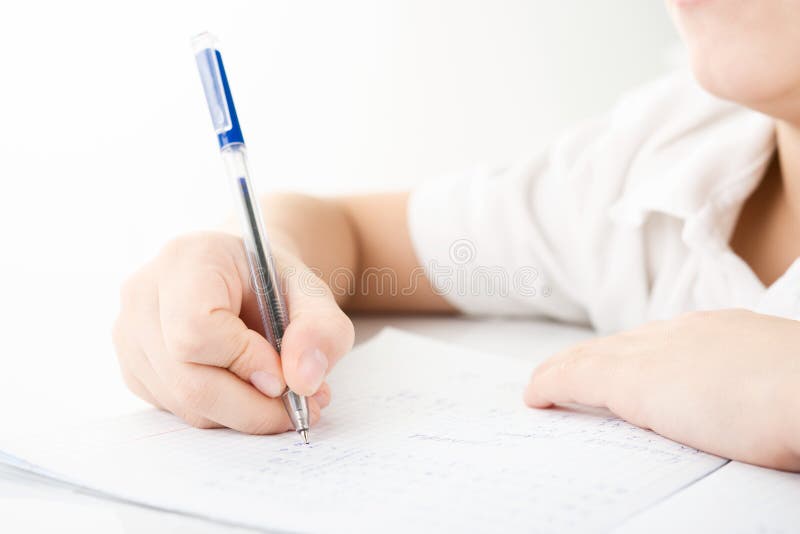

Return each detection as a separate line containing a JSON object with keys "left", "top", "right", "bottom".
{"left": 730, "top": 119, "right": 800, "bottom": 286}
{"left": 775, "top": 120, "right": 800, "bottom": 222}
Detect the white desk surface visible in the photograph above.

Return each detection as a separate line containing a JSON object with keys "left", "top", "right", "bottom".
{"left": 0, "top": 315, "right": 592, "bottom": 533}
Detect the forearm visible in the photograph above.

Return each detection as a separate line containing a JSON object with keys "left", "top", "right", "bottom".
{"left": 255, "top": 191, "right": 454, "bottom": 313}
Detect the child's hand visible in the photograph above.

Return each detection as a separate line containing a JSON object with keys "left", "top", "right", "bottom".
{"left": 112, "top": 232, "right": 354, "bottom": 433}
{"left": 525, "top": 309, "right": 800, "bottom": 471}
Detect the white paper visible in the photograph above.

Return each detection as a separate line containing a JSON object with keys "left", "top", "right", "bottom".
{"left": 616, "top": 460, "right": 800, "bottom": 534}
{"left": 0, "top": 328, "right": 725, "bottom": 533}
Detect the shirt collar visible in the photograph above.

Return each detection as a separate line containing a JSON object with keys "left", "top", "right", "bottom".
{"left": 608, "top": 99, "right": 775, "bottom": 252}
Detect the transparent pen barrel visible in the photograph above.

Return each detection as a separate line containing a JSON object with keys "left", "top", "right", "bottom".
{"left": 221, "top": 144, "right": 288, "bottom": 351}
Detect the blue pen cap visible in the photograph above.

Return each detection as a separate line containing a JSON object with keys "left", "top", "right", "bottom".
{"left": 192, "top": 32, "right": 245, "bottom": 148}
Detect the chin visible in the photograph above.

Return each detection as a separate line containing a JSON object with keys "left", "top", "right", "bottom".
{"left": 689, "top": 54, "right": 763, "bottom": 103}
{"left": 670, "top": 0, "right": 800, "bottom": 122}
{"left": 687, "top": 48, "right": 800, "bottom": 122}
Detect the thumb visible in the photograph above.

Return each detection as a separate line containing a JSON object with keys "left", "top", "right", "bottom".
{"left": 278, "top": 261, "right": 354, "bottom": 396}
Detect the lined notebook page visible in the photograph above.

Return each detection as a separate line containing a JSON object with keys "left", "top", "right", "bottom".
{"left": 0, "top": 329, "right": 725, "bottom": 533}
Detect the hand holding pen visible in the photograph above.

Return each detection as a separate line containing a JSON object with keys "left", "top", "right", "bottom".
{"left": 110, "top": 35, "right": 354, "bottom": 439}
{"left": 194, "top": 32, "right": 320, "bottom": 442}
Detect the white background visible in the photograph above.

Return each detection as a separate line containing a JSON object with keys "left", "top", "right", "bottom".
{"left": 0, "top": 1, "right": 677, "bottom": 429}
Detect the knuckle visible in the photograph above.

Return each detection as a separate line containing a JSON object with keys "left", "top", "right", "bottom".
{"left": 225, "top": 331, "right": 254, "bottom": 372}
{"left": 166, "top": 333, "right": 202, "bottom": 362}
{"left": 165, "top": 319, "right": 208, "bottom": 361}
{"left": 170, "top": 312, "right": 245, "bottom": 366}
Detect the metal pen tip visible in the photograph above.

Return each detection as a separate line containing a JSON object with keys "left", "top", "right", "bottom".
{"left": 299, "top": 429, "right": 309, "bottom": 445}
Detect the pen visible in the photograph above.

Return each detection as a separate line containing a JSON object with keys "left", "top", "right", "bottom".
{"left": 192, "top": 32, "right": 311, "bottom": 444}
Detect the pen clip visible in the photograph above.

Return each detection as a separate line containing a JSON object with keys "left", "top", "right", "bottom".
{"left": 192, "top": 32, "right": 232, "bottom": 135}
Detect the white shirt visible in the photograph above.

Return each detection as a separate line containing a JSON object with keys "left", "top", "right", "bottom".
{"left": 408, "top": 70, "right": 800, "bottom": 333}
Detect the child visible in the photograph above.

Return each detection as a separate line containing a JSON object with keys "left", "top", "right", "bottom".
{"left": 113, "top": 0, "right": 800, "bottom": 471}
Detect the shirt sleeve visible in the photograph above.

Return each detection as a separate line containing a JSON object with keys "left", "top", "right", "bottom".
{"left": 407, "top": 113, "right": 619, "bottom": 325}
{"left": 407, "top": 70, "right": 776, "bottom": 331}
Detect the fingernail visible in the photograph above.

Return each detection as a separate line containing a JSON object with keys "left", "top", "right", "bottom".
{"left": 298, "top": 348, "right": 328, "bottom": 392}
{"left": 250, "top": 371, "right": 285, "bottom": 398}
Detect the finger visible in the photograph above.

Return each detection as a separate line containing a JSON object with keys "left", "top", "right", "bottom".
{"left": 113, "top": 315, "right": 163, "bottom": 409}
{"left": 312, "top": 382, "right": 332, "bottom": 409}
{"left": 524, "top": 338, "right": 621, "bottom": 410}
{"left": 157, "top": 238, "right": 286, "bottom": 398}
{"left": 307, "top": 397, "right": 323, "bottom": 425}
{"left": 127, "top": 365, "right": 221, "bottom": 429}
{"left": 123, "top": 338, "right": 221, "bottom": 430}
{"left": 116, "top": 276, "right": 222, "bottom": 429}
{"left": 278, "top": 263, "right": 354, "bottom": 396}
{"left": 165, "top": 361, "right": 295, "bottom": 434}
{"left": 120, "top": 364, "right": 162, "bottom": 409}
